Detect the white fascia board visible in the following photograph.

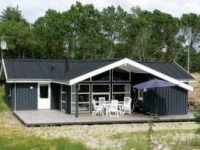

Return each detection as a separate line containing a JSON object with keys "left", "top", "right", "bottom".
{"left": 69, "top": 58, "right": 128, "bottom": 85}
{"left": 52, "top": 80, "right": 70, "bottom": 85}
{"left": 7, "top": 79, "right": 52, "bottom": 83}
{"left": 125, "top": 58, "right": 193, "bottom": 91}
{"left": 7, "top": 79, "right": 70, "bottom": 85}
{"left": 2, "top": 59, "right": 8, "bottom": 81}
{"left": 69, "top": 58, "right": 193, "bottom": 91}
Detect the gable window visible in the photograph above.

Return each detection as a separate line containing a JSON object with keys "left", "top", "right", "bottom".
{"left": 91, "top": 71, "right": 110, "bottom": 81}
{"left": 113, "top": 68, "right": 130, "bottom": 81}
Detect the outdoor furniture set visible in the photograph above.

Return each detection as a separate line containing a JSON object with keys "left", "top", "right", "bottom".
{"left": 92, "top": 97, "right": 132, "bottom": 117}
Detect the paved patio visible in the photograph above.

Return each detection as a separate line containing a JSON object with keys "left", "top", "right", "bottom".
{"left": 14, "top": 110, "right": 196, "bottom": 126}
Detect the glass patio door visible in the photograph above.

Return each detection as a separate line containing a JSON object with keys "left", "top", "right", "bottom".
{"left": 61, "top": 85, "right": 66, "bottom": 111}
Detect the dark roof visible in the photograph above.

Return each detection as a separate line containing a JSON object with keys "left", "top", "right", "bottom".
{"left": 4, "top": 59, "right": 195, "bottom": 81}
{"left": 139, "top": 61, "right": 195, "bottom": 81}
{"left": 4, "top": 59, "right": 118, "bottom": 80}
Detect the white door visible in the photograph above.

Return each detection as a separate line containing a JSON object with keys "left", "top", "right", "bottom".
{"left": 38, "top": 84, "right": 51, "bottom": 109}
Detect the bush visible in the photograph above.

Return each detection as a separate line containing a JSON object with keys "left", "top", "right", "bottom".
{"left": 194, "top": 104, "right": 200, "bottom": 133}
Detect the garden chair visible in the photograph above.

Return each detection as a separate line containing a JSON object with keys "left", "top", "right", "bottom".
{"left": 121, "top": 97, "right": 132, "bottom": 115}
{"left": 108, "top": 100, "right": 119, "bottom": 117}
{"left": 92, "top": 100, "right": 104, "bottom": 116}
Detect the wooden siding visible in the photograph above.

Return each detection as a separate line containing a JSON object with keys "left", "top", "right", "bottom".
{"left": 131, "top": 73, "right": 188, "bottom": 116}
{"left": 13, "top": 83, "right": 38, "bottom": 110}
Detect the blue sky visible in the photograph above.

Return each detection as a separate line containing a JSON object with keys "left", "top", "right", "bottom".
{"left": 1, "top": 0, "right": 200, "bottom": 23}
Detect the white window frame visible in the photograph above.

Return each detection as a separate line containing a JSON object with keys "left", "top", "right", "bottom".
{"left": 60, "top": 84, "right": 66, "bottom": 112}
{"left": 92, "top": 84, "right": 111, "bottom": 102}
{"left": 112, "top": 68, "right": 131, "bottom": 82}
{"left": 90, "top": 70, "right": 111, "bottom": 82}
{"left": 112, "top": 83, "right": 131, "bottom": 101}
{"left": 71, "top": 84, "right": 90, "bottom": 113}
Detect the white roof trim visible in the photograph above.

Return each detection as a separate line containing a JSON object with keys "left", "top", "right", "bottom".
{"left": 69, "top": 58, "right": 193, "bottom": 91}
{"left": 7, "top": 79, "right": 52, "bottom": 83}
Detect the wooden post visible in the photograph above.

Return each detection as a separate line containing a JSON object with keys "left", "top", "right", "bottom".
{"left": 75, "top": 84, "right": 78, "bottom": 118}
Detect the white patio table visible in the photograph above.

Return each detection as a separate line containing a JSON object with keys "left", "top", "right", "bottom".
{"left": 102, "top": 102, "right": 123, "bottom": 116}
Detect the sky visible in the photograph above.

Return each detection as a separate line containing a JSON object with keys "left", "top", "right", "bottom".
{"left": 1, "top": 0, "right": 200, "bottom": 23}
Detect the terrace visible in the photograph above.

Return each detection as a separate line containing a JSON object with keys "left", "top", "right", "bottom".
{"left": 14, "top": 110, "right": 195, "bottom": 126}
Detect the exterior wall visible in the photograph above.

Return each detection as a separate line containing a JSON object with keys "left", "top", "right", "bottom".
{"left": 7, "top": 83, "right": 38, "bottom": 111}
{"left": 131, "top": 73, "right": 188, "bottom": 116}
{"left": 143, "top": 86, "right": 188, "bottom": 115}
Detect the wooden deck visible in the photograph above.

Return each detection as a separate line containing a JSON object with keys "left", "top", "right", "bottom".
{"left": 13, "top": 110, "right": 196, "bottom": 126}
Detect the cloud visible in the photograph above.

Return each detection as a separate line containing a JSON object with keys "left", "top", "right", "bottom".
{"left": 1, "top": 0, "right": 200, "bottom": 23}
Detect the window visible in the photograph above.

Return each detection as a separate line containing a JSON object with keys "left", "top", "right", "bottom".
{"left": 71, "top": 84, "right": 90, "bottom": 113}
{"left": 93, "top": 84, "right": 110, "bottom": 92}
{"left": 92, "top": 71, "right": 110, "bottom": 81}
{"left": 113, "top": 68, "right": 130, "bottom": 81}
{"left": 40, "top": 85, "right": 48, "bottom": 98}
{"left": 138, "top": 90, "right": 144, "bottom": 101}
{"left": 112, "top": 84, "right": 130, "bottom": 101}
{"left": 92, "top": 84, "right": 110, "bottom": 101}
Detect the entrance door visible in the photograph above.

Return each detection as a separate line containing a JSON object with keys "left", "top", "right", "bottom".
{"left": 38, "top": 84, "right": 51, "bottom": 109}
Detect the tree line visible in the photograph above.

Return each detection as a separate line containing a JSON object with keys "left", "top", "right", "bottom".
{"left": 0, "top": 2, "right": 200, "bottom": 72}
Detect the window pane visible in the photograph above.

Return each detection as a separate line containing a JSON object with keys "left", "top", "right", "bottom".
{"left": 113, "top": 84, "right": 130, "bottom": 92}
{"left": 113, "top": 93, "right": 130, "bottom": 101}
{"left": 93, "top": 94, "right": 109, "bottom": 101}
{"left": 79, "top": 85, "right": 89, "bottom": 93}
{"left": 93, "top": 85, "right": 109, "bottom": 92}
{"left": 92, "top": 71, "right": 110, "bottom": 81}
{"left": 61, "top": 102, "right": 65, "bottom": 110}
{"left": 71, "top": 103, "right": 90, "bottom": 112}
{"left": 71, "top": 85, "right": 76, "bottom": 93}
{"left": 40, "top": 85, "right": 48, "bottom": 98}
{"left": 113, "top": 68, "right": 129, "bottom": 81}
{"left": 78, "top": 94, "right": 89, "bottom": 102}
{"left": 71, "top": 94, "right": 76, "bottom": 103}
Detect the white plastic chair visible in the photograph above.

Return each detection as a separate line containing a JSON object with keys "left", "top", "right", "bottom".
{"left": 108, "top": 100, "right": 119, "bottom": 117}
{"left": 99, "top": 97, "right": 105, "bottom": 107}
{"left": 92, "top": 100, "right": 104, "bottom": 116}
{"left": 121, "top": 97, "right": 132, "bottom": 115}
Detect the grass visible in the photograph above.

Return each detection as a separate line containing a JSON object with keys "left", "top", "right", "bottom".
{"left": 0, "top": 86, "right": 94, "bottom": 150}
{"left": 0, "top": 129, "right": 93, "bottom": 150}
{"left": 110, "top": 129, "right": 200, "bottom": 150}
{"left": 0, "top": 85, "right": 200, "bottom": 150}
{"left": 0, "top": 86, "right": 9, "bottom": 113}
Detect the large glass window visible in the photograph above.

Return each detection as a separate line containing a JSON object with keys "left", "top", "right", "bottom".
{"left": 113, "top": 68, "right": 130, "bottom": 81}
{"left": 91, "top": 71, "right": 110, "bottom": 81}
{"left": 112, "top": 84, "right": 130, "bottom": 102}
{"left": 71, "top": 84, "right": 90, "bottom": 113}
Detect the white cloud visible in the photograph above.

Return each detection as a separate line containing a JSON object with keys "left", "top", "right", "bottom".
{"left": 1, "top": 0, "right": 200, "bottom": 23}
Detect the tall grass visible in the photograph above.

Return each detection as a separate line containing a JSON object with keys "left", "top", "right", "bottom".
{"left": 0, "top": 131, "right": 93, "bottom": 150}
{"left": 0, "top": 86, "right": 9, "bottom": 113}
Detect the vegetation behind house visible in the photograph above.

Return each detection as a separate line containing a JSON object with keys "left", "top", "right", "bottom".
{"left": 0, "top": 2, "right": 200, "bottom": 72}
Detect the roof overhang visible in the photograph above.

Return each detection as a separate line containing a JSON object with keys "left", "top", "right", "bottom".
{"left": 68, "top": 58, "right": 194, "bottom": 91}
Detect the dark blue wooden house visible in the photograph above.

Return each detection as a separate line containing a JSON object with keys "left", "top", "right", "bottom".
{"left": 2, "top": 58, "right": 195, "bottom": 116}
